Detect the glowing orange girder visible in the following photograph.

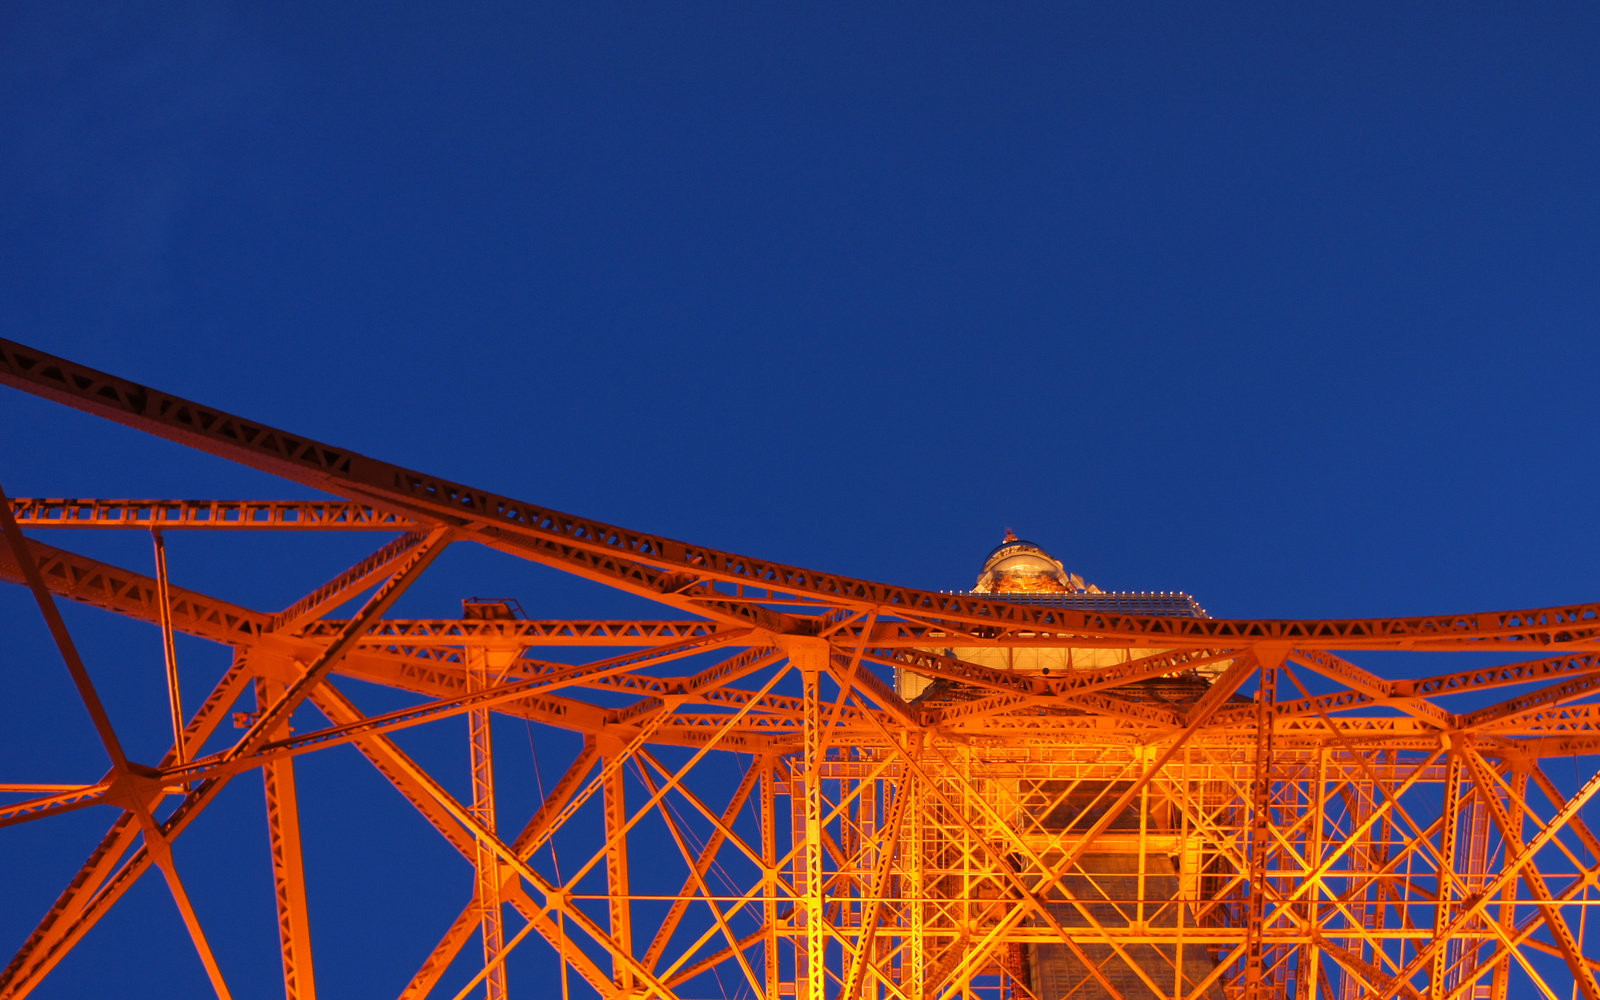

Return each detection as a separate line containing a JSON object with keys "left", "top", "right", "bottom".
{"left": 4, "top": 337, "right": 1600, "bottom": 1000}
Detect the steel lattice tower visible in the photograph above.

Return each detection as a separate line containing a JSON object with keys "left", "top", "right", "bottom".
{"left": 2, "top": 336, "right": 1599, "bottom": 1000}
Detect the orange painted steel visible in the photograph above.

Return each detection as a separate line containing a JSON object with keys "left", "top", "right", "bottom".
{"left": 1, "top": 337, "right": 1599, "bottom": 1000}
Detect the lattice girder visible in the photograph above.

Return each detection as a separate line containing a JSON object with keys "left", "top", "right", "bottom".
{"left": 2, "top": 338, "right": 1599, "bottom": 1000}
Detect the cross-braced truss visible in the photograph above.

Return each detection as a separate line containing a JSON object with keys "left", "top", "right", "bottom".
{"left": 3, "top": 337, "right": 1600, "bottom": 1000}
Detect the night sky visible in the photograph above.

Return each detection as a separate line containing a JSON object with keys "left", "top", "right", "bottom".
{"left": 3, "top": 3, "right": 1599, "bottom": 997}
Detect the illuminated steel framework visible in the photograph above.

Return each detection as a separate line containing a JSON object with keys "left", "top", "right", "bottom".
{"left": 3, "top": 337, "right": 1600, "bottom": 1000}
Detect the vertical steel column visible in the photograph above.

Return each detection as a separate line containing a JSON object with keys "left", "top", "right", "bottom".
{"left": 1243, "top": 651, "right": 1280, "bottom": 1000}
{"left": 1371, "top": 752, "right": 1395, "bottom": 989}
{"left": 1137, "top": 746, "right": 1151, "bottom": 931}
{"left": 788, "top": 756, "right": 808, "bottom": 992}
{"left": 0, "top": 660, "right": 251, "bottom": 1000}
{"left": 789, "top": 637, "right": 829, "bottom": 1000}
{"left": 1472, "top": 757, "right": 1600, "bottom": 1000}
{"left": 1338, "top": 774, "right": 1377, "bottom": 1000}
{"left": 839, "top": 772, "right": 856, "bottom": 933}
{"left": 1431, "top": 750, "right": 1465, "bottom": 999}
{"left": 1456, "top": 763, "right": 1493, "bottom": 1000}
{"left": 1178, "top": 742, "right": 1199, "bottom": 1000}
{"left": 465, "top": 649, "right": 507, "bottom": 1000}
{"left": 1296, "top": 747, "right": 1327, "bottom": 1000}
{"left": 875, "top": 769, "right": 895, "bottom": 985}
{"left": 1490, "top": 769, "right": 1527, "bottom": 1000}
{"left": 762, "top": 760, "right": 779, "bottom": 1000}
{"left": 151, "top": 528, "right": 185, "bottom": 765}
{"left": 1278, "top": 761, "right": 1308, "bottom": 999}
{"left": 908, "top": 738, "right": 926, "bottom": 1000}
{"left": 257, "top": 678, "right": 317, "bottom": 1000}
{"left": 601, "top": 745, "right": 634, "bottom": 994}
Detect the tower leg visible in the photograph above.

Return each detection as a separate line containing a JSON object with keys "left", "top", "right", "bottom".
{"left": 258, "top": 678, "right": 317, "bottom": 1000}
{"left": 465, "top": 650, "right": 507, "bottom": 1000}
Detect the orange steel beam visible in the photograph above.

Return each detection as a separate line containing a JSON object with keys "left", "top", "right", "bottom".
{"left": 0, "top": 480, "right": 137, "bottom": 774}
{"left": 0, "top": 539, "right": 622, "bottom": 746}
{"left": 0, "top": 479, "right": 239, "bottom": 998}
{"left": 8, "top": 498, "right": 417, "bottom": 530}
{"left": 271, "top": 529, "right": 437, "bottom": 632}
{"left": 1459, "top": 749, "right": 1599, "bottom": 1000}
{"left": 1451, "top": 839, "right": 1598, "bottom": 1000}
{"left": 227, "top": 526, "right": 452, "bottom": 765}
{"left": 397, "top": 903, "right": 481, "bottom": 1000}
{"left": 638, "top": 755, "right": 765, "bottom": 972}
{"left": 306, "top": 683, "right": 617, "bottom": 999}
{"left": 367, "top": 753, "right": 678, "bottom": 998}
{"left": 304, "top": 681, "right": 483, "bottom": 855}
{"left": 0, "top": 527, "right": 445, "bottom": 996}
{"left": 554, "top": 669, "right": 799, "bottom": 894}
{"left": 0, "top": 534, "right": 627, "bottom": 735}
{"left": 0, "top": 659, "right": 250, "bottom": 999}
{"left": 15, "top": 341, "right": 1600, "bottom": 1000}
{"left": 140, "top": 819, "right": 236, "bottom": 1000}
{"left": 853, "top": 698, "right": 1143, "bottom": 1000}
{"left": 1244, "top": 653, "right": 1280, "bottom": 1000}
{"left": 1370, "top": 763, "right": 1600, "bottom": 1000}
{"left": 1430, "top": 750, "right": 1465, "bottom": 997}
{"left": 7, "top": 337, "right": 1600, "bottom": 649}
{"left": 0, "top": 531, "right": 270, "bottom": 643}
{"left": 466, "top": 649, "right": 509, "bottom": 1000}
{"left": 1407, "top": 651, "right": 1600, "bottom": 697}
{"left": 830, "top": 622, "right": 1600, "bottom": 650}
{"left": 1461, "top": 671, "right": 1600, "bottom": 731}
{"left": 630, "top": 760, "right": 766, "bottom": 997}
{"left": 795, "top": 639, "right": 827, "bottom": 1000}
{"left": 1289, "top": 648, "right": 1458, "bottom": 729}
{"left": 861, "top": 645, "right": 1241, "bottom": 696}
{"left": 151, "top": 528, "right": 186, "bottom": 764}
{"left": 257, "top": 678, "right": 318, "bottom": 1000}
{"left": 303, "top": 619, "right": 736, "bottom": 645}
{"left": 154, "top": 640, "right": 775, "bottom": 785}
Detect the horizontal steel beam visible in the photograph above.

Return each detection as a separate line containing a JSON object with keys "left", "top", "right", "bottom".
{"left": 8, "top": 498, "right": 416, "bottom": 530}
{"left": 299, "top": 619, "right": 734, "bottom": 646}
{"left": 7, "top": 338, "right": 1600, "bottom": 648}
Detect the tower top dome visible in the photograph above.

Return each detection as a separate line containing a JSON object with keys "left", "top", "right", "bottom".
{"left": 972, "top": 530, "right": 1096, "bottom": 594}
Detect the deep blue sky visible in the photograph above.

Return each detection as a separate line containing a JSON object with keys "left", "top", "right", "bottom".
{"left": 3, "top": 3, "right": 1599, "bottom": 997}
